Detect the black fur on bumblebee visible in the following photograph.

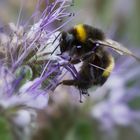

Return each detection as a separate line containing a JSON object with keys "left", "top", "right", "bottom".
{"left": 56, "top": 24, "right": 140, "bottom": 102}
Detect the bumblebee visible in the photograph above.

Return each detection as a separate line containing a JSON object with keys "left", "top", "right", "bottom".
{"left": 58, "top": 24, "right": 140, "bottom": 102}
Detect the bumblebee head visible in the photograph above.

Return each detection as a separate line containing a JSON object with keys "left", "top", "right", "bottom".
{"left": 59, "top": 31, "right": 77, "bottom": 60}
{"left": 60, "top": 31, "right": 75, "bottom": 53}
{"left": 59, "top": 31, "right": 86, "bottom": 60}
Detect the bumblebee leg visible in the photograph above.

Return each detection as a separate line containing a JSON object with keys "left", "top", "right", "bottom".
{"left": 79, "top": 89, "right": 83, "bottom": 103}
{"left": 60, "top": 79, "right": 78, "bottom": 86}
{"left": 59, "top": 79, "right": 83, "bottom": 102}
{"left": 70, "top": 58, "right": 81, "bottom": 64}
{"left": 79, "top": 89, "right": 90, "bottom": 102}
{"left": 60, "top": 79, "right": 90, "bottom": 87}
{"left": 70, "top": 51, "right": 94, "bottom": 64}
{"left": 59, "top": 79, "right": 90, "bottom": 102}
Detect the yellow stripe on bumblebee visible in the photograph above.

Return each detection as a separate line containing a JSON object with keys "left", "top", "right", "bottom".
{"left": 102, "top": 55, "right": 115, "bottom": 77}
{"left": 74, "top": 24, "right": 87, "bottom": 42}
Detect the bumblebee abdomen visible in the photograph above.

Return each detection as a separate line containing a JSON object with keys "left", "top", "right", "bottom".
{"left": 90, "top": 51, "right": 115, "bottom": 86}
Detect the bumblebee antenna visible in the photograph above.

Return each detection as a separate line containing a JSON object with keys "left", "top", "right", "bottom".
{"left": 50, "top": 32, "right": 62, "bottom": 55}
{"left": 50, "top": 43, "right": 60, "bottom": 55}
{"left": 52, "top": 32, "right": 61, "bottom": 44}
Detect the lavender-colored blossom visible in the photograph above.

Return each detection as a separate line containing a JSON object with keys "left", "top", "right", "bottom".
{"left": 0, "top": 1, "right": 73, "bottom": 139}
{"left": 0, "top": 0, "right": 73, "bottom": 109}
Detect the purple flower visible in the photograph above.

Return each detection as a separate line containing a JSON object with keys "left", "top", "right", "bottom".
{"left": 0, "top": 0, "right": 74, "bottom": 139}
{"left": 0, "top": 0, "right": 73, "bottom": 109}
{"left": 0, "top": 5, "right": 74, "bottom": 140}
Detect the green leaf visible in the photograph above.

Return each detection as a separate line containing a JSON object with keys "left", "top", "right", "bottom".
{"left": 0, "top": 117, "right": 13, "bottom": 140}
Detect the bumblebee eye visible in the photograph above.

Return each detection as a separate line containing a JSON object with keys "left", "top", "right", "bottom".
{"left": 76, "top": 45, "right": 82, "bottom": 49}
{"left": 66, "top": 33, "right": 74, "bottom": 42}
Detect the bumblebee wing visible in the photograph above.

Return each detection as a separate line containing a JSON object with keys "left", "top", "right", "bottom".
{"left": 89, "top": 38, "right": 140, "bottom": 61}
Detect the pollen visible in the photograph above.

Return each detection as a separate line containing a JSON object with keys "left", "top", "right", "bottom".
{"left": 74, "top": 24, "right": 86, "bottom": 42}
